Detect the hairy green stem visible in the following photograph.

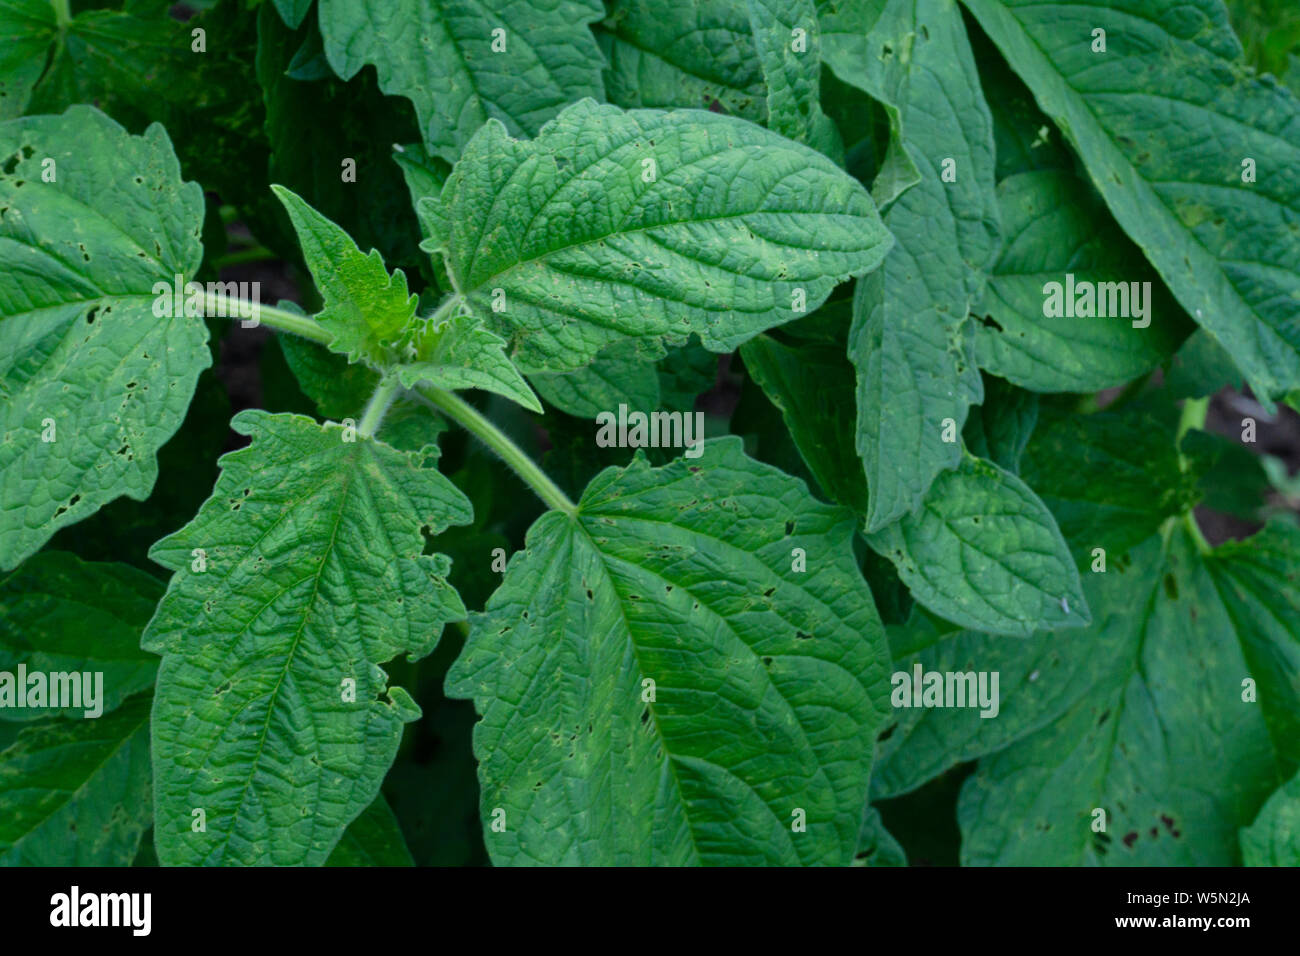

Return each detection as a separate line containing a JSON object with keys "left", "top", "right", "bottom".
{"left": 50, "top": 0, "right": 71, "bottom": 28}
{"left": 358, "top": 375, "right": 401, "bottom": 438}
{"left": 427, "top": 292, "right": 465, "bottom": 326}
{"left": 203, "top": 290, "right": 575, "bottom": 515}
{"left": 414, "top": 384, "right": 577, "bottom": 516}
{"left": 203, "top": 291, "right": 333, "bottom": 346}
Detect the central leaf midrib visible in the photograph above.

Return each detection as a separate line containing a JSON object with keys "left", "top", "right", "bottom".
{"left": 206, "top": 446, "right": 360, "bottom": 864}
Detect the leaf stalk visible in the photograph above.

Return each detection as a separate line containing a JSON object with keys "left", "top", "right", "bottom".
{"left": 413, "top": 384, "right": 578, "bottom": 516}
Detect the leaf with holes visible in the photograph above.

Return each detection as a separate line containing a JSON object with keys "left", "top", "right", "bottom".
{"left": 0, "top": 106, "right": 208, "bottom": 571}
{"left": 142, "top": 411, "right": 471, "bottom": 866}
{"left": 823, "top": 0, "right": 1001, "bottom": 531}
{"left": 960, "top": 522, "right": 1300, "bottom": 865}
{"left": 961, "top": 0, "right": 1300, "bottom": 403}
{"left": 447, "top": 438, "right": 891, "bottom": 865}
{"left": 867, "top": 454, "right": 1089, "bottom": 636}
{"left": 421, "top": 99, "right": 892, "bottom": 374}
{"left": 0, "top": 693, "right": 153, "bottom": 865}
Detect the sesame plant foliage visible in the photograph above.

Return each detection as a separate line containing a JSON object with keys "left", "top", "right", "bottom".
{"left": 0, "top": 0, "right": 1295, "bottom": 873}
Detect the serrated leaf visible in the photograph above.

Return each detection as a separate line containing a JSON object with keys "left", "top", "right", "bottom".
{"left": 396, "top": 309, "right": 542, "bottom": 413}
{"left": 530, "top": 339, "right": 661, "bottom": 419}
{"left": 960, "top": 522, "right": 1300, "bottom": 865}
{"left": 1242, "top": 769, "right": 1300, "bottom": 866}
{"left": 0, "top": 0, "right": 53, "bottom": 118}
{"left": 598, "top": 0, "right": 765, "bottom": 117}
{"left": 325, "top": 795, "right": 415, "bottom": 867}
{"left": 739, "top": 332, "right": 869, "bottom": 513}
{"left": 974, "top": 171, "right": 1192, "bottom": 392}
{"left": 424, "top": 99, "right": 892, "bottom": 374}
{"left": 823, "top": 0, "right": 1000, "bottom": 531}
{"left": 273, "top": 185, "right": 419, "bottom": 365}
{"left": 447, "top": 438, "right": 891, "bottom": 865}
{"left": 745, "top": 0, "right": 841, "bottom": 158}
{"left": 0, "top": 106, "right": 208, "bottom": 570}
{"left": 0, "top": 552, "right": 160, "bottom": 722}
{"left": 273, "top": 186, "right": 539, "bottom": 411}
{"left": 0, "top": 694, "right": 152, "bottom": 865}
{"left": 867, "top": 454, "right": 1090, "bottom": 636}
{"left": 143, "top": 410, "right": 471, "bottom": 866}
{"left": 317, "top": 0, "right": 606, "bottom": 164}
{"left": 961, "top": 0, "right": 1300, "bottom": 404}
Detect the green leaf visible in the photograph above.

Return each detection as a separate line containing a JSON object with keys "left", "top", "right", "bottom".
{"left": 0, "top": 0, "right": 55, "bottom": 118}
{"left": 973, "top": 171, "right": 1192, "bottom": 392}
{"left": 0, "top": 552, "right": 160, "bottom": 722}
{"left": 0, "top": 694, "right": 152, "bottom": 865}
{"left": 739, "top": 332, "right": 869, "bottom": 513}
{"left": 530, "top": 340, "right": 662, "bottom": 419}
{"left": 745, "top": 0, "right": 841, "bottom": 157}
{"left": 273, "top": 185, "right": 419, "bottom": 364}
{"left": 852, "top": 805, "right": 906, "bottom": 866}
{"left": 447, "top": 438, "right": 891, "bottom": 865}
{"left": 961, "top": 0, "right": 1300, "bottom": 404}
{"left": 1227, "top": 0, "right": 1300, "bottom": 78}
{"left": 1166, "top": 328, "right": 1245, "bottom": 400}
{"left": 960, "top": 522, "right": 1300, "bottom": 864}
{"left": 824, "top": 0, "right": 1000, "bottom": 531}
{"left": 317, "top": 0, "right": 606, "bottom": 164}
{"left": 1020, "top": 402, "right": 1202, "bottom": 565}
{"left": 43, "top": 369, "right": 231, "bottom": 573}
{"left": 424, "top": 99, "right": 892, "bottom": 374}
{"left": 396, "top": 309, "right": 542, "bottom": 413}
{"left": 962, "top": 374, "right": 1038, "bottom": 473}
{"left": 598, "top": 0, "right": 765, "bottom": 117}
{"left": 0, "top": 0, "right": 189, "bottom": 123}
{"left": 0, "top": 106, "right": 209, "bottom": 570}
{"left": 867, "top": 454, "right": 1090, "bottom": 636}
{"left": 143, "top": 410, "right": 471, "bottom": 866}
{"left": 656, "top": 340, "right": 718, "bottom": 413}
{"left": 274, "top": 186, "right": 540, "bottom": 411}
{"left": 325, "top": 796, "right": 415, "bottom": 866}
{"left": 272, "top": 0, "right": 314, "bottom": 29}
{"left": 278, "top": 328, "right": 383, "bottom": 422}
{"left": 1241, "top": 769, "right": 1300, "bottom": 866}
{"left": 873, "top": 579, "right": 1112, "bottom": 798}
{"left": 971, "top": 25, "right": 1075, "bottom": 182}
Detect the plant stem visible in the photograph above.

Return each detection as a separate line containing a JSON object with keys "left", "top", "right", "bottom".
{"left": 358, "top": 375, "right": 401, "bottom": 438}
{"left": 427, "top": 292, "right": 464, "bottom": 327}
{"left": 1176, "top": 396, "right": 1210, "bottom": 470}
{"left": 1176, "top": 396, "right": 1213, "bottom": 553}
{"left": 203, "top": 291, "right": 333, "bottom": 346}
{"left": 413, "top": 383, "right": 577, "bottom": 516}
{"left": 210, "top": 245, "right": 277, "bottom": 270}
{"left": 50, "top": 0, "right": 70, "bottom": 28}
{"left": 203, "top": 289, "right": 574, "bottom": 515}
